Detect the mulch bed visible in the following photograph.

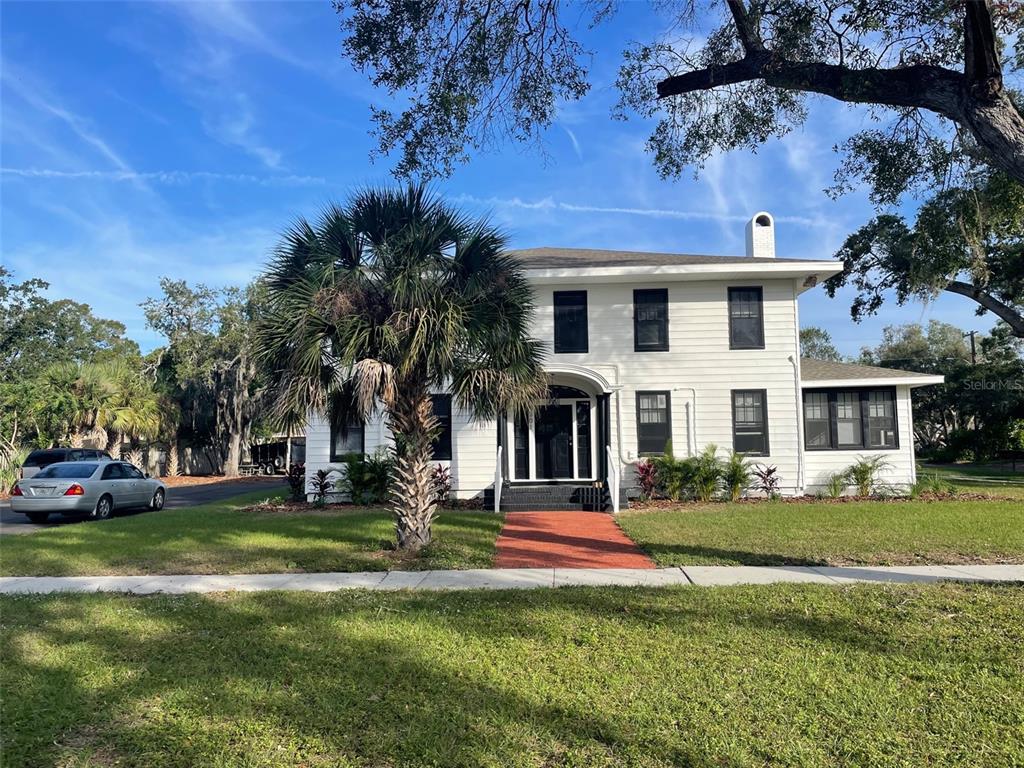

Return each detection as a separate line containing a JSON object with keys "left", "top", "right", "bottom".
{"left": 628, "top": 491, "right": 1007, "bottom": 511}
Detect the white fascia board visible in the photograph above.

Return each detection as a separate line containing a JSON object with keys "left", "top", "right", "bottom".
{"left": 523, "top": 261, "right": 845, "bottom": 286}
{"left": 801, "top": 375, "right": 945, "bottom": 389}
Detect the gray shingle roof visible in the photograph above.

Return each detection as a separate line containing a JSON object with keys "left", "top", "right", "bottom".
{"left": 508, "top": 247, "right": 833, "bottom": 269}
{"left": 801, "top": 358, "right": 937, "bottom": 382}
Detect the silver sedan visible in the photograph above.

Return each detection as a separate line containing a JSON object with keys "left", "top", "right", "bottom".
{"left": 10, "top": 461, "right": 166, "bottom": 524}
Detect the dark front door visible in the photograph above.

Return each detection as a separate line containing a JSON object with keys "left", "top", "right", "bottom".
{"left": 535, "top": 404, "right": 573, "bottom": 479}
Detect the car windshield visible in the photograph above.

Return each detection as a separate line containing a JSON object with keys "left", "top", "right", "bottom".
{"left": 24, "top": 450, "right": 66, "bottom": 467}
{"left": 34, "top": 463, "right": 98, "bottom": 479}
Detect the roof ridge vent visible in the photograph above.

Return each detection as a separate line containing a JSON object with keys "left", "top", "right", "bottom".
{"left": 746, "top": 212, "right": 775, "bottom": 259}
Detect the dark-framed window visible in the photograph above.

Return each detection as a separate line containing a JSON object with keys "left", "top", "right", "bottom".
{"left": 330, "top": 418, "right": 365, "bottom": 461}
{"left": 728, "top": 287, "right": 764, "bottom": 349}
{"left": 431, "top": 394, "right": 453, "bottom": 460}
{"left": 633, "top": 288, "right": 669, "bottom": 352}
{"left": 802, "top": 388, "right": 899, "bottom": 450}
{"left": 636, "top": 391, "right": 671, "bottom": 455}
{"left": 553, "top": 291, "right": 588, "bottom": 353}
{"left": 732, "top": 390, "right": 769, "bottom": 456}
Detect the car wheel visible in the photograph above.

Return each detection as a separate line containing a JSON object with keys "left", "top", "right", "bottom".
{"left": 93, "top": 494, "right": 113, "bottom": 521}
{"left": 26, "top": 511, "right": 49, "bottom": 524}
{"left": 150, "top": 488, "right": 165, "bottom": 511}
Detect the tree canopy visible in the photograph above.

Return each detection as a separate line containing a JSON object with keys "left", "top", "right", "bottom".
{"left": 860, "top": 320, "right": 1024, "bottom": 458}
{"left": 335, "top": 0, "right": 1024, "bottom": 201}
{"left": 800, "top": 326, "right": 842, "bottom": 361}
{"left": 142, "top": 278, "right": 267, "bottom": 476}
{"left": 827, "top": 170, "right": 1024, "bottom": 336}
{"left": 259, "top": 185, "right": 545, "bottom": 548}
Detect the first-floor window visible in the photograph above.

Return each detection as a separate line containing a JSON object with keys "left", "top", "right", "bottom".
{"left": 330, "top": 418, "right": 364, "bottom": 460}
{"left": 732, "top": 390, "right": 769, "bottom": 455}
{"left": 636, "top": 391, "right": 671, "bottom": 455}
{"left": 431, "top": 395, "right": 453, "bottom": 460}
{"left": 802, "top": 388, "right": 899, "bottom": 450}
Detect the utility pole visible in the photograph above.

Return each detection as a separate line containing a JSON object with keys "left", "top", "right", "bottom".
{"left": 963, "top": 330, "right": 977, "bottom": 365}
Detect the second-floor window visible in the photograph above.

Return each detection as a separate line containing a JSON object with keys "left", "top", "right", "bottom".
{"left": 728, "top": 287, "right": 764, "bottom": 349}
{"left": 634, "top": 289, "right": 669, "bottom": 352}
{"left": 553, "top": 290, "right": 588, "bottom": 353}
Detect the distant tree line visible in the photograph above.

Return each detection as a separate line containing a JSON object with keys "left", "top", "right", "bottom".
{"left": 0, "top": 267, "right": 268, "bottom": 481}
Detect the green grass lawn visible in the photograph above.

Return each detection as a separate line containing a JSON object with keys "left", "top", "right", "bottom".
{"left": 0, "top": 490, "right": 503, "bottom": 576}
{"left": 2, "top": 584, "right": 1021, "bottom": 767}
{"left": 922, "top": 463, "right": 1024, "bottom": 498}
{"left": 618, "top": 498, "right": 1024, "bottom": 566}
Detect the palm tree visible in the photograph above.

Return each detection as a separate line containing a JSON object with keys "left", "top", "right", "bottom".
{"left": 259, "top": 186, "right": 545, "bottom": 550}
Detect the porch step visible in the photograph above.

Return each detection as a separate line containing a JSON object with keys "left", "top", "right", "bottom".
{"left": 483, "top": 483, "right": 625, "bottom": 512}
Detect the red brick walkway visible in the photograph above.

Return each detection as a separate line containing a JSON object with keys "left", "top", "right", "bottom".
{"left": 494, "top": 511, "right": 655, "bottom": 569}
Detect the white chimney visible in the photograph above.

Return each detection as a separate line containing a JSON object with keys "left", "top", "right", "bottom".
{"left": 745, "top": 212, "right": 775, "bottom": 259}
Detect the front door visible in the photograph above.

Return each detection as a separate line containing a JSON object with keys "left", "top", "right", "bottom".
{"left": 535, "top": 404, "right": 573, "bottom": 479}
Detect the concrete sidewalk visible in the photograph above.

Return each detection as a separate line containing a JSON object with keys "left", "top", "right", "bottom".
{"left": 1, "top": 564, "right": 1022, "bottom": 594}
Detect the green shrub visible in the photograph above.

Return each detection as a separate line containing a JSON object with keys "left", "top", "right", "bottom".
{"left": 0, "top": 446, "right": 30, "bottom": 493}
{"left": 338, "top": 450, "right": 394, "bottom": 505}
{"left": 722, "top": 450, "right": 754, "bottom": 502}
{"left": 690, "top": 444, "right": 724, "bottom": 502}
{"left": 845, "top": 455, "right": 892, "bottom": 497}
{"left": 910, "top": 471, "right": 957, "bottom": 498}
{"left": 651, "top": 442, "right": 694, "bottom": 501}
{"left": 824, "top": 471, "right": 847, "bottom": 499}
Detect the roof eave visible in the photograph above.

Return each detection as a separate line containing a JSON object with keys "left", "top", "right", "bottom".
{"left": 802, "top": 375, "right": 945, "bottom": 389}
{"left": 522, "top": 261, "right": 845, "bottom": 285}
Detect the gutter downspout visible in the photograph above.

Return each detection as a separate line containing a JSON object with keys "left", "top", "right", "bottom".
{"left": 791, "top": 278, "right": 806, "bottom": 494}
{"left": 675, "top": 387, "right": 697, "bottom": 457}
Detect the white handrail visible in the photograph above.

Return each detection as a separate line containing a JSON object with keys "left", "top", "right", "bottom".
{"left": 606, "top": 445, "right": 620, "bottom": 514}
{"left": 494, "top": 445, "right": 503, "bottom": 513}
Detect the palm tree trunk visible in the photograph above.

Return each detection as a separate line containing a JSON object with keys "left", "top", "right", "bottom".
{"left": 387, "top": 391, "right": 438, "bottom": 551}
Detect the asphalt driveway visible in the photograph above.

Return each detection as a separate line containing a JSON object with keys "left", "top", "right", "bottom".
{"left": 0, "top": 477, "right": 284, "bottom": 536}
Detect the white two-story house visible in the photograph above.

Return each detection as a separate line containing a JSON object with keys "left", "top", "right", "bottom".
{"left": 304, "top": 213, "right": 942, "bottom": 510}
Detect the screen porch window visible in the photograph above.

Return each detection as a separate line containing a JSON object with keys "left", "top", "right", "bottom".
{"left": 835, "top": 392, "right": 862, "bottom": 448}
{"left": 732, "top": 390, "right": 769, "bottom": 455}
{"left": 866, "top": 390, "right": 897, "bottom": 448}
{"left": 430, "top": 395, "right": 453, "bottom": 461}
{"left": 802, "top": 388, "right": 899, "bottom": 450}
{"left": 553, "top": 291, "right": 588, "bottom": 353}
{"left": 636, "top": 391, "right": 671, "bottom": 455}
{"left": 803, "top": 392, "right": 830, "bottom": 449}
{"left": 330, "top": 419, "right": 364, "bottom": 460}
{"left": 728, "top": 287, "right": 764, "bottom": 349}
{"left": 633, "top": 289, "right": 669, "bottom": 351}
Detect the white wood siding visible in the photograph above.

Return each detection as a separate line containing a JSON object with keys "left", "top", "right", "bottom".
{"left": 532, "top": 278, "right": 804, "bottom": 494}
{"left": 305, "top": 275, "right": 922, "bottom": 498}
{"left": 305, "top": 402, "right": 497, "bottom": 501}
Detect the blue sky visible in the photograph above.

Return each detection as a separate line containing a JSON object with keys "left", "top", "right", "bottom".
{"left": 1, "top": 1, "right": 995, "bottom": 356}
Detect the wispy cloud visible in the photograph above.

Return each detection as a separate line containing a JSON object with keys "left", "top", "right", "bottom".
{"left": 1, "top": 167, "right": 326, "bottom": 186}
{"left": 450, "top": 193, "right": 829, "bottom": 227}
{"left": 561, "top": 126, "right": 583, "bottom": 160}
{"left": 2, "top": 62, "right": 134, "bottom": 173}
